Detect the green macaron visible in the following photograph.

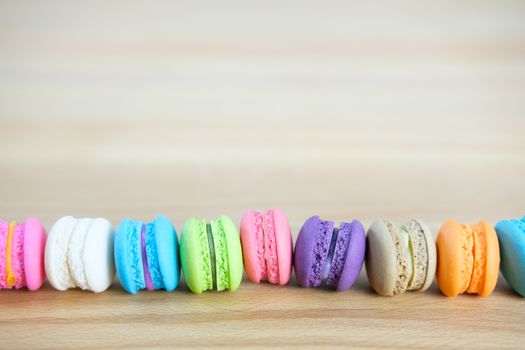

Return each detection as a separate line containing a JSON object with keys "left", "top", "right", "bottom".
{"left": 180, "top": 215, "right": 243, "bottom": 293}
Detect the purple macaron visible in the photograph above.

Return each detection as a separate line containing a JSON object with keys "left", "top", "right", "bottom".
{"left": 294, "top": 216, "right": 366, "bottom": 291}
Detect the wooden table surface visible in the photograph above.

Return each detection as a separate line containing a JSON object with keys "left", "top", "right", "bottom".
{"left": 1, "top": 1, "right": 524, "bottom": 349}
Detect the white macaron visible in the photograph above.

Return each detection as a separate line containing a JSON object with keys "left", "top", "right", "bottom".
{"left": 45, "top": 216, "right": 115, "bottom": 292}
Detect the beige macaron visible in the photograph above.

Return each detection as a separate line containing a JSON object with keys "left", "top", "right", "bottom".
{"left": 365, "top": 219, "right": 436, "bottom": 296}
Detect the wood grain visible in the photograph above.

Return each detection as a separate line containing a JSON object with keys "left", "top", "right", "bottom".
{"left": 1, "top": 1, "right": 525, "bottom": 349}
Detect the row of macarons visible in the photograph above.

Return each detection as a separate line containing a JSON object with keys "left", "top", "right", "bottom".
{"left": 1, "top": 210, "right": 524, "bottom": 297}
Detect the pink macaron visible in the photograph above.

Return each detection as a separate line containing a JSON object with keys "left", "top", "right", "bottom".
{"left": 0, "top": 217, "right": 47, "bottom": 291}
{"left": 240, "top": 209, "right": 293, "bottom": 285}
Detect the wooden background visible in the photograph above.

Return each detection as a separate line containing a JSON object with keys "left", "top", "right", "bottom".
{"left": 1, "top": 1, "right": 524, "bottom": 348}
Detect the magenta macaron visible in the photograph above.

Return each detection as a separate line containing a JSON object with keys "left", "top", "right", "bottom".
{"left": 294, "top": 216, "right": 366, "bottom": 291}
{"left": 0, "top": 217, "right": 47, "bottom": 291}
{"left": 240, "top": 209, "right": 293, "bottom": 285}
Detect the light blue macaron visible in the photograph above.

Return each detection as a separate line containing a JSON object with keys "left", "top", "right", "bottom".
{"left": 495, "top": 216, "right": 525, "bottom": 297}
{"left": 114, "top": 215, "right": 180, "bottom": 294}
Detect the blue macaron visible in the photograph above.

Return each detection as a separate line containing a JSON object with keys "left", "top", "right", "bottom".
{"left": 114, "top": 215, "right": 180, "bottom": 294}
{"left": 494, "top": 216, "right": 525, "bottom": 297}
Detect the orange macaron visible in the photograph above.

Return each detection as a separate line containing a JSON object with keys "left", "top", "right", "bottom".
{"left": 436, "top": 220, "right": 499, "bottom": 297}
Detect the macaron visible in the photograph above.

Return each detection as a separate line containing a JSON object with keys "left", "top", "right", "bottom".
{"left": 180, "top": 215, "right": 243, "bottom": 294}
{"left": 436, "top": 220, "right": 500, "bottom": 297}
{"left": 0, "top": 217, "right": 47, "bottom": 291}
{"left": 294, "top": 216, "right": 366, "bottom": 291}
{"left": 240, "top": 209, "right": 293, "bottom": 285}
{"left": 46, "top": 216, "right": 115, "bottom": 292}
{"left": 494, "top": 216, "right": 525, "bottom": 297}
{"left": 114, "top": 215, "right": 180, "bottom": 294}
{"left": 365, "top": 219, "right": 436, "bottom": 296}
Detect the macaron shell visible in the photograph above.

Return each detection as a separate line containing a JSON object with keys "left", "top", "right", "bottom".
{"left": 114, "top": 219, "right": 133, "bottom": 293}
{"left": 272, "top": 209, "right": 293, "bottom": 285}
{"left": 144, "top": 222, "right": 160, "bottom": 290}
{"left": 240, "top": 211, "right": 265, "bottom": 283}
{"left": 365, "top": 219, "right": 397, "bottom": 296}
{"left": 478, "top": 221, "right": 499, "bottom": 297}
{"left": 0, "top": 221, "right": 8, "bottom": 288}
{"left": 11, "top": 222, "right": 26, "bottom": 288}
{"left": 336, "top": 220, "right": 365, "bottom": 292}
{"left": 220, "top": 215, "right": 243, "bottom": 291}
{"left": 259, "top": 210, "right": 279, "bottom": 284}
{"left": 67, "top": 218, "right": 92, "bottom": 290}
{"left": 84, "top": 218, "right": 114, "bottom": 293}
{"left": 211, "top": 217, "right": 231, "bottom": 291}
{"left": 495, "top": 219, "right": 525, "bottom": 297}
{"left": 154, "top": 215, "right": 180, "bottom": 291}
{"left": 294, "top": 216, "right": 320, "bottom": 288}
{"left": 2, "top": 218, "right": 63, "bottom": 291}
{"left": 390, "top": 220, "right": 411, "bottom": 295}
{"left": 114, "top": 219, "right": 144, "bottom": 294}
{"left": 436, "top": 220, "right": 473, "bottom": 297}
{"left": 467, "top": 223, "right": 486, "bottom": 294}
{"left": 414, "top": 219, "right": 437, "bottom": 292}
{"left": 310, "top": 219, "right": 335, "bottom": 287}
{"left": 45, "top": 216, "right": 77, "bottom": 291}
{"left": 180, "top": 218, "right": 209, "bottom": 294}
